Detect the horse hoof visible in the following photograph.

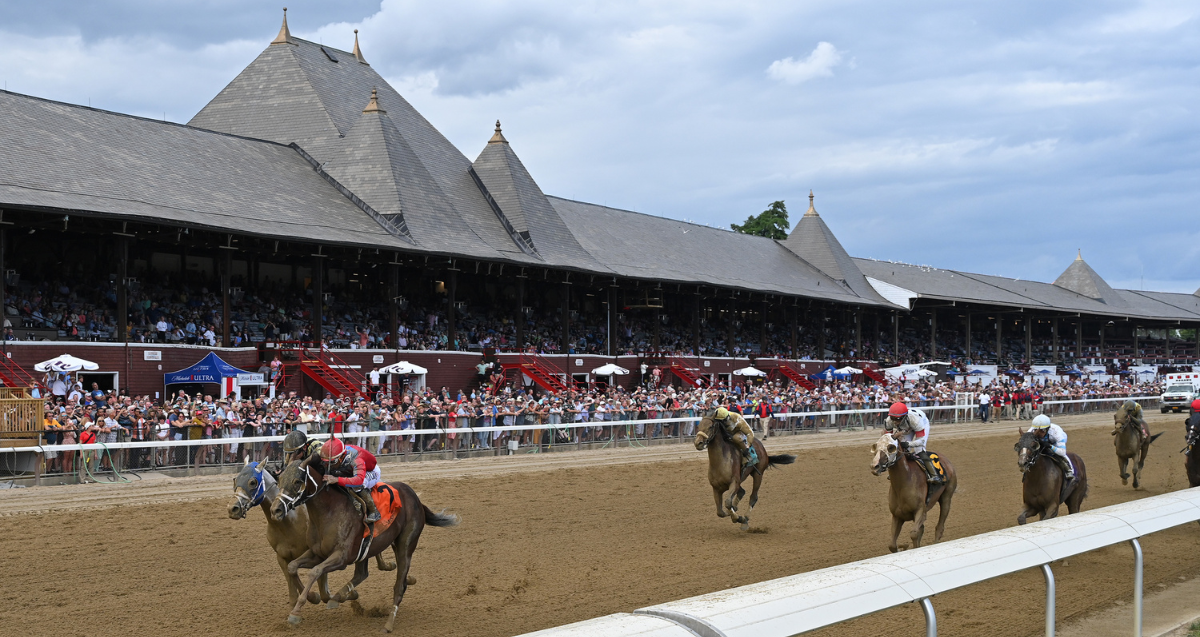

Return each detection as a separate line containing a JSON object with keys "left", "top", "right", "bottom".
{"left": 740, "top": 522, "right": 750, "bottom": 531}
{"left": 348, "top": 590, "right": 360, "bottom": 601}
{"left": 307, "top": 593, "right": 322, "bottom": 605}
{"left": 327, "top": 600, "right": 340, "bottom": 610}
{"left": 287, "top": 615, "right": 303, "bottom": 626}
{"left": 407, "top": 575, "right": 417, "bottom": 586}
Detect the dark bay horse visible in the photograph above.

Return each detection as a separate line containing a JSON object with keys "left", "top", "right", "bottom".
{"left": 228, "top": 458, "right": 331, "bottom": 606}
{"left": 1015, "top": 430, "right": 1088, "bottom": 524}
{"left": 869, "top": 432, "right": 957, "bottom": 553}
{"left": 1114, "top": 410, "right": 1162, "bottom": 489}
{"left": 1183, "top": 414, "right": 1200, "bottom": 488}
{"left": 271, "top": 455, "right": 459, "bottom": 632}
{"left": 693, "top": 416, "right": 796, "bottom": 531}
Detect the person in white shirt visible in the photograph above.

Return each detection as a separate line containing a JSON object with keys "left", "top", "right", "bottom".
{"left": 369, "top": 368, "right": 381, "bottom": 400}
{"left": 978, "top": 391, "right": 991, "bottom": 423}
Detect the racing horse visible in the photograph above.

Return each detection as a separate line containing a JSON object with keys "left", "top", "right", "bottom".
{"left": 693, "top": 415, "right": 796, "bottom": 531}
{"left": 1114, "top": 407, "right": 1162, "bottom": 489}
{"left": 227, "top": 458, "right": 397, "bottom": 605}
{"left": 1015, "top": 429, "right": 1088, "bottom": 524}
{"left": 869, "top": 431, "right": 957, "bottom": 553}
{"left": 1183, "top": 412, "right": 1200, "bottom": 488}
{"left": 271, "top": 455, "right": 459, "bottom": 632}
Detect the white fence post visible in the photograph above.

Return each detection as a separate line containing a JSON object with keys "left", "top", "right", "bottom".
{"left": 1131, "top": 538, "right": 1143, "bottom": 637}
{"left": 1041, "top": 563, "right": 1055, "bottom": 637}
{"left": 919, "top": 597, "right": 937, "bottom": 637}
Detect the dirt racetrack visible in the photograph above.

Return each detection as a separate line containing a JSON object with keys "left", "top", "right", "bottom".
{"left": 1, "top": 411, "right": 1197, "bottom": 637}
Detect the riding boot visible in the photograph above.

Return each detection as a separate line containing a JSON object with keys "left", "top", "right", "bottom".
{"left": 1054, "top": 454, "right": 1075, "bottom": 480}
{"left": 920, "top": 455, "right": 944, "bottom": 484}
{"left": 354, "top": 489, "right": 381, "bottom": 523}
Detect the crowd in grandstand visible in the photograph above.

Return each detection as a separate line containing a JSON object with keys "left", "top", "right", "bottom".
{"left": 35, "top": 360, "right": 1164, "bottom": 478}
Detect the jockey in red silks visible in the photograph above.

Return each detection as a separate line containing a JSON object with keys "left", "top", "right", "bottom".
{"left": 319, "top": 438, "right": 382, "bottom": 522}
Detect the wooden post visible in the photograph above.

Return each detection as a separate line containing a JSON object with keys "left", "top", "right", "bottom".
{"left": 964, "top": 313, "right": 972, "bottom": 363}
{"left": 692, "top": 291, "right": 701, "bottom": 357}
{"left": 221, "top": 248, "right": 232, "bottom": 347}
{"left": 930, "top": 309, "right": 937, "bottom": 360}
{"left": 515, "top": 275, "right": 525, "bottom": 352}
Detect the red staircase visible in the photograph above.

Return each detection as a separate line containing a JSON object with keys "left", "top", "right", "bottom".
{"left": 0, "top": 354, "right": 43, "bottom": 392}
{"left": 669, "top": 362, "right": 700, "bottom": 388}
{"left": 862, "top": 367, "right": 886, "bottom": 383}
{"left": 776, "top": 362, "right": 816, "bottom": 390}
{"left": 268, "top": 342, "right": 366, "bottom": 399}
{"left": 501, "top": 354, "right": 570, "bottom": 394}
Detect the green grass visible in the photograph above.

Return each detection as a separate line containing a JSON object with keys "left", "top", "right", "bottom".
{"left": 1188, "top": 620, "right": 1200, "bottom": 637}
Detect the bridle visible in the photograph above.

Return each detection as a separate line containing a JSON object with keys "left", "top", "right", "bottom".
{"left": 276, "top": 458, "right": 325, "bottom": 517}
{"left": 230, "top": 462, "right": 268, "bottom": 519}
{"left": 872, "top": 433, "right": 900, "bottom": 475}
{"left": 1016, "top": 434, "right": 1047, "bottom": 473}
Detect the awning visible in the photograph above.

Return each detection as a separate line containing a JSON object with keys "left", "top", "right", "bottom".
{"left": 733, "top": 366, "right": 767, "bottom": 377}
{"left": 164, "top": 352, "right": 253, "bottom": 386}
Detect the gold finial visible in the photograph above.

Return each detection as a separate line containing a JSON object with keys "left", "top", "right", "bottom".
{"left": 353, "top": 29, "right": 368, "bottom": 64}
{"left": 489, "top": 120, "right": 508, "bottom": 144}
{"left": 804, "top": 190, "right": 818, "bottom": 217}
{"left": 1076, "top": 249, "right": 1082, "bottom": 261}
{"left": 363, "top": 87, "right": 385, "bottom": 114}
{"left": 271, "top": 7, "right": 292, "bottom": 45}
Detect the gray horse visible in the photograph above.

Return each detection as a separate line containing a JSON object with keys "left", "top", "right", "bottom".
{"left": 228, "top": 458, "right": 398, "bottom": 605}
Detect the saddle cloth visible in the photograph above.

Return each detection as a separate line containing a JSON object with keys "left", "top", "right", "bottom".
{"left": 360, "top": 483, "right": 403, "bottom": 539}
{"left": 926, "top": 452, "right": 946, "bottom": 480}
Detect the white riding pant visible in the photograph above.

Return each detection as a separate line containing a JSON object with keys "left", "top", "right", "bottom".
{"left": 361, "top": 466, "right": 381, "bottom": 489}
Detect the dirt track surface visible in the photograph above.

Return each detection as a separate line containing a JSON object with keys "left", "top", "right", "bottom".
{"left": 1, "top": 411, "right": 1196, "bottom": 637}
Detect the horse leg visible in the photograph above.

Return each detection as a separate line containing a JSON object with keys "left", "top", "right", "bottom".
{"left": 747, "top": 470, "right": 763, "bottom": 511}
{"left": 933, "top": 492, "right": 954, "bottom": 543}
{"left": 376, "top": 551, "right": 397, "bottom": 572}
{"left": 910, "top": 504, "right": 928, "bottom": 549}
{"left": 712, "top": 486, "right": 728, "bottom": 518}
{"left": 278, "top": 554, "right": 301, "bottom": 606}
{"left": 329, "top": 559, "right": 369, "bottom": 607}
{"left": 1043, "top": 500, "right": 1061, "bottom": 520}
{"left": 888, "top": 515, "right": 904, "bottom": 553}
{"left": 1118, "top": 455, "right": 1129, "bottom": 485}
{"left": 384, "top": 530, "right": 418, "bottom": 633}
{"left": 286, "top": 549, "right": 321, "bottom": 576}
{"left": 1017, "top": 505, "right": 1036, "bottom": 525}
{"left": 289, "top": 552, "right": 349, "bottom": 626}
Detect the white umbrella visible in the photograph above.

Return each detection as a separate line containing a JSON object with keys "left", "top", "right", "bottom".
{"left": 913, "top": 369, "right": 937, "bottom": 378}
{"left": 34, "top": 354, "right": 99, "bottom": 373}
{"left": 379, "top": 361, "right": 428, "bottom": 375}
{"left": 835, "top": 366, "right": 863, "bottom": 375}
{"left": 732, "top": 366, "right": 767, "bottom": 377}
{"left": 591, "top": 363, "right": 630, "bottom": 375}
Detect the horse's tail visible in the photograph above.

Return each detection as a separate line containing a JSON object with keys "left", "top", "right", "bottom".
{"left": 423, "top": 505, "right": 461, "bottom": 528}
{"left": 767, "top": 454, "right": 797, "bottom": 468}
{"left": 1147, "top": 432, "right": 1164, "bottom": 445}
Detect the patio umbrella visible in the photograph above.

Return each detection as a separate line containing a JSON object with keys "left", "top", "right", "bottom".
{"left": 379, "top": 361, "right": 428, "bottom": 375}
{"left": 733, "top": 366, "right": 767, "bottom": 377}
{"left": 591, "top": 363, "right": 630, "bottom": 375}
{"left": 834, "top": 366, "right": 863, "bottom": 375}
{"left": 34, "top": 354, "right": 99, "bottom": 373}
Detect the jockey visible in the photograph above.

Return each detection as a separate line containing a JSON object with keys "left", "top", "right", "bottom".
{"left": 1030, "top": 414, "right": 1075, "bottom": 480}
{"left": 1112, "top": 400, "right": 1150, "bottom": 439}
{"left": 706, "top": 407, "right": 756, "bottom": 465}
{"left": 885, "top": 402, "right": 943, "bottom": 485}
{"left": 318, "top": 438, "right": 382, "bottom": 523}
{"left": 1187, "top": 398, "right": 1200, "bottom": 438}
{"left": 282, "top": 429, "right": 323, "bottom": 465}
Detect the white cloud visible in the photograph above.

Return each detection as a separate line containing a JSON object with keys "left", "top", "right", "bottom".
{"left": 766, "top": 42, "right": 843, "bottom": 84}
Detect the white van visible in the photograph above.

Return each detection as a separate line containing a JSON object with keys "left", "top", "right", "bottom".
{"left": 1160, "top": 372, "right": 1200, "bottom": 413}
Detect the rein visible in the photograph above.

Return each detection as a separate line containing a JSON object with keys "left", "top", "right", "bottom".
{"left": 278, "top": 462, "right": 324, "bottom": 515}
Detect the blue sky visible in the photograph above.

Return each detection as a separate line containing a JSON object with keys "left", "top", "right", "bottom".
{"left": 1, "top": 1, "right": 1197, "bottom": 292}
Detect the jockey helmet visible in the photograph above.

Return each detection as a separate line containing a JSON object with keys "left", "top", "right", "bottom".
{"left": 319, "top": 438, "right": 347, "bottom": 462}
{"left": 1123, "top": 400, "right": 1137, "bottom": 412}
{"left": 282, "top": 430, "right": 308, "bottom": 454}
{"left": 714, "top": 407, "right": 729, "bottom": 420}
{"left": 1192, "top": 398, "right": 1200, "bottom": 412}
{"left": 1031, "top": 414, "right": 1052, "bottom": 429}
{"left": 887, "top": 402, "right": 908, "bottom": 419}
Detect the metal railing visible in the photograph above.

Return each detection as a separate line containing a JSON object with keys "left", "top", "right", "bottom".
{"left": 0, "top": 396, "right": 1160, "bottom": 484}
{"left": 516, "top": 488, "right": 1200, "bottom": 637}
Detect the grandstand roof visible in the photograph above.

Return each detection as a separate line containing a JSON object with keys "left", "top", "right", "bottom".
{"left": 0, "top": 11, "right": 1195, "bottom": 324}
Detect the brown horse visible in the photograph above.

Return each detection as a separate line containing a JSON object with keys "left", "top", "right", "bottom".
{"left": 271, "top": 456, "right": 459, "bottom": 632}
{"left": 228, "top": 458, "right": 332, "bottom": 606}
{"left": 869, "top": 432, "right": 957, "bottom": 553}
{"left": 1183, "top": 415, "right": 1200, "bottom": 488}
{"left": 1114, "top": 410, "right": 1162, "bottom": 489}
{"left": 693, "top": 415, "right": 796, "bottom": 531}
{"left": 1015, "top": 430, "right": 1088, "bottom": 524}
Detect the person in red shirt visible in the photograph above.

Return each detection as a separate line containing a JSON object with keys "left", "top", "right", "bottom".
{"left": 319, "top": 438, "right": 381, "bottom": 522}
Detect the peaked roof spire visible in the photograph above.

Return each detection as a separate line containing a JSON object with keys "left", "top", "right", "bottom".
{"left": 271, "top": 7, "right": 292, "bottom": 45}
{"left": 1076, "top": 249, "right": 1083, "bottom": 261}
{"left": 489, "top": 120, "right": 508, "bottom": 144}
{"left": 804, "top": 190, "right": 818, "bottom": 217}
{"left": 353, "top": 29, "right": 368, "bottom": 64}
{"left": 362, "top": 87, "right": 384, "bottom": 113}
{"left": 1052, "top": 251, "right": 1128, "bottom": 307}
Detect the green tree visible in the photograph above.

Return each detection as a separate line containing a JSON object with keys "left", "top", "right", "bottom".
{"left": 730, "top": 200, "right": 790, "bottom": 239}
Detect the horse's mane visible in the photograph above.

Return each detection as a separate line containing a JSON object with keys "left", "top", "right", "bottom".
{"left": 699, "top": 416, "right": 734, "bottom": 445}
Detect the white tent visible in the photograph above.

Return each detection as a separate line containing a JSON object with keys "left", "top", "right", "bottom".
{"left": 379, "top": 361, "right": 428, "bottom": 375}
{"left": 34, "top": 354, "right": 99, "bottom": 373}
{"left": 591, "top": 363, "right": 630, "bottom": 376}
{"left": 732, "top": 366, "right": 767, "bottom": 377}
{"left": 835, "top": 366, "right": 863, "bottom": 375}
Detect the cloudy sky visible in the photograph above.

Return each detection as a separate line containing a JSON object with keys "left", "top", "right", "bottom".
{"left": 1, "top": 1, "right": 1198, "bottom": 292}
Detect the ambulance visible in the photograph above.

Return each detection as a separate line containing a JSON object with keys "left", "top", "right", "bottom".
{"left": 1160, "top": 372, "right": 1200, "bottom": 413}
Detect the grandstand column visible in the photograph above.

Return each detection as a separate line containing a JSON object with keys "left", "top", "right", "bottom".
{"left": 818, "top": 307, "right": 827, "bottom": 358}
{"left": 220, "top": 248, "right": 232, "bottom": 348}
{"left": 1051, "top": 317, "right": 1059, "bottom": 363}
{"left": 515, "top": 274, "right": 525, "bottom": 351}
{"left": 760, "top": 300, "right": 768, "bottom": 355}
{"left": 388, "top": 258, "right": 399, "bottom": 353}
{"left": 0, "top": 226, "right": 5, "bottom": 337}
{"left": 726, "top": 303, "right": 735, "bottom": 355}
{"left": 560, "top": 280, "right": 570, "bottom": 355}
{"left": 1076, "top": 319, "right": 1083, "bottom": 359}
{"left": 854, "top": 309, "right": 861, "bottom": 357}
{"left": 996, "top": 316, "right": 1002, "bottom": 364}
{"left": 1165, "top": 324, "right": 1172, "bottom": 363}
{"left": 610, "top": 284, "right": 619, "bottom": 357}
{"left": 447, "top": 266, "right": 458, "bottom": 351}
{"left": 1134, "top": 325, "right": 1140, "bottom": 362}
{"left": 929, "top": 309, "right": 937, "bottom": 360}
{"left": 116, "top": 235, "right": 128, "bottom": 344}
{"left": 312, "top": 253, "right": 324, "bottom": 345}
{"left": 1100, "top": 321, "right": 1106, "bottom": 359}
{"left": 964, "top": 313, "right": 971, "bottom": 363}
{"left": 892, "top": 311, "right": 899, "bottom": 359}
{"left": 691, "top": 290, "right": 700, "bottom": 357}
{"left": 1194, "top": 324, "right": 1199, "bottom": 360}
{"left": 1025, "top": 316, "right": 1032, "bottom": 364}
{"left": 790, "top": 304, "right": 798, "bottom": 358}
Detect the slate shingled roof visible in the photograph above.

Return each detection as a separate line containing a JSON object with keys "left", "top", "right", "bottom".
{"left": 1053, "top": 253, "right": 1129, "bottom": 308}
{"left": 780, "top": 194, "right": 886, "bottom": 304}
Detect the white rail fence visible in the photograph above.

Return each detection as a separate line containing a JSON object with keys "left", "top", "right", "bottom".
{"left": 517, "top": 488, "right": 1200, "bottom": 637}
